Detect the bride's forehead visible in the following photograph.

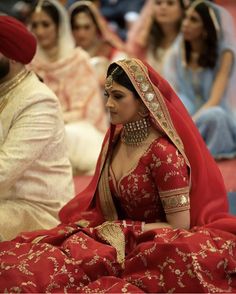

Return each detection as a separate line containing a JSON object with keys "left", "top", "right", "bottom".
{"left": 107, "top": 81, "right": 134, "bottom": 93}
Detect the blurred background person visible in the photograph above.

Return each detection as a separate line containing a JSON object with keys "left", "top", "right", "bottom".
{"left": 96, "top": 0, "right": 145, "bottom": 41}
{"left": 0, "top": 0, "right": 33, "bottom": 23}
{"left": 28, "top": 0, "right": 108, "bottom": 175}
{"left": 163, "top": 0, "right": 236, "bottom": 159}
{"left": 66, "top": 0, "right": 144, "bottom": 41}
{"left": 126, "top": 0, "right": 187, "bottom": 74}
{"left": 69, "top": 0, "right": 128, "bottom": 87}
{"left": 67, "top": 0, "right": 101, "bottom": 8}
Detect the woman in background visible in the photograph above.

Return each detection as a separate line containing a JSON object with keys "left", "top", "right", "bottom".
{"left": 29, "top": 0, "right": 108, "bottom": 174}
{"left": 69, "top": 0, "right": 128, "bottom": 87}
{"left": 0, "top": 58, "right": 236, "bottom": 292}
{"left": 163, "top": 0, "right": 236, "bottom": 158}
{"left": 126, "top": 0, "right": 187, "bottom": 73}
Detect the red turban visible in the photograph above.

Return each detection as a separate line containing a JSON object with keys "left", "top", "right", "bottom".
{"left": 0, "top": 16, "right": 37, "bottom": 64}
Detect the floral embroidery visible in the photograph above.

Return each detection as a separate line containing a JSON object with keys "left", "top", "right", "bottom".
{"left": 110, "top": 137, "right": 189, "bottom": 221}
{"left": 96, "top": 221, "right": 125, "bottom": 268}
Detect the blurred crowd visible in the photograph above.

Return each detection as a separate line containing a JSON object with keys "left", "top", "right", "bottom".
{"left": 0, "top": 0, "right": 235, "bottom": 175}
{"left": 0, "top": 0, "right": 145, "bottom": 40}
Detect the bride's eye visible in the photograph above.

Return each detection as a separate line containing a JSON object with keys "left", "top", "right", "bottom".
{"left": 114, "top": 94, "right": 123, "bottom": 100}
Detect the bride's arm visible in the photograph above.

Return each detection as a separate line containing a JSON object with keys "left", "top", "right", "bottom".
{"left": 143, "top": 210, "right": 190, "bottom": 232}
{"left": 148, "top": 140, "right": 191, "bottom": 232}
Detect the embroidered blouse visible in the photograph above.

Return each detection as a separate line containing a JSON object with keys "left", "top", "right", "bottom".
{"left": 109, "top": 137, "right": 190, "bottom": 222}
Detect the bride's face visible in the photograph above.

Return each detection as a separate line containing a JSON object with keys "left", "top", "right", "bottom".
{"left": 105, "top": 81, "right": 144, "bottom": 125}
{"left": 30, "top": 10, "right": 58, "bottom": 50}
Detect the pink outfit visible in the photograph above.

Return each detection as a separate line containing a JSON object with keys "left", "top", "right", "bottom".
{"left": 31, "top": 48, "right": 107, "bottom": 132}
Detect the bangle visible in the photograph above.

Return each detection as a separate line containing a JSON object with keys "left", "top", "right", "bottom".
{"left": 141, "top": 221, "right": 145, "bottom": 233}
{"left": 122, "top": 220, "right": 127, "bottom": 228}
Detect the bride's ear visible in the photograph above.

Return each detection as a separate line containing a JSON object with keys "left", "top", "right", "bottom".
{"left": 138, "top": 107, "right": 149, "bottom": 118}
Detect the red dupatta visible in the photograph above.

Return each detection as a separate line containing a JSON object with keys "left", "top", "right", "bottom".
{"left": 60, "top": 58, "right": 234, "bottom": 232}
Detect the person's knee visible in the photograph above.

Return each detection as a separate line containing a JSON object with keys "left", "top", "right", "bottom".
{"left": 199, "top": 106, "right": 226, "bottom": 124}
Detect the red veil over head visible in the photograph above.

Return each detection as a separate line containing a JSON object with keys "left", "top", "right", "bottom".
{"left": 60, "top": 58, "right": 233, "bottom": 231}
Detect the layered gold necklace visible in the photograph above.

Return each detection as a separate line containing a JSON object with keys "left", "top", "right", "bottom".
{"left": 121, "top": 117, "right": 151, "bottom": 146}
{"left": 0, "top": 69, "right": 29, "bottom": 114}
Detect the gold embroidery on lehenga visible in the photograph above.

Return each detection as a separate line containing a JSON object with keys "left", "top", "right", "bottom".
{"left": 98, "top": 158, "right": 118, "bottom": 221}
{"left": 174, "top": 233, "right": 235, "bottom": 292}
{"left": 96, "top": 221, "right": 125, "bottom": 268}
{"left": 75, "top": 219, "right": 90, "bottom": 228}
{"left": 31, "top": 235, "right": 49, "bottom": 243}
{"left": 127, "top": 230, "right": 235, "bottom": 292}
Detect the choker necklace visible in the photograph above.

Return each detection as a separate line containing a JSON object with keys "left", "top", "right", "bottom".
{"left": 121, "top": 117, "right": 151, "bottom": 146}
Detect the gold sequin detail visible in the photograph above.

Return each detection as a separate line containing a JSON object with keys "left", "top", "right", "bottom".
{"left": 96, "top": 221, "right": 125, "bottom": 268}
{"left": 159, "top": 187, "right": 190, "bottom": 214}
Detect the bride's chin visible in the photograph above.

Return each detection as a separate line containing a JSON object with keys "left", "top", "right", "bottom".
{"left": 109, "top": 114, "right": 120, "bottom": 124}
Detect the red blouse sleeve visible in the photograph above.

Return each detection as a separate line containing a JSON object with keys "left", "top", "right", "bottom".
{"left": 149, "top": 138, "right": 190, "bottom": 214}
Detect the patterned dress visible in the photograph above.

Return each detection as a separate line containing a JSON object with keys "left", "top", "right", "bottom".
{"left": 109, "top": 137, "right": 189, "bottom": 222}
{"left": 0, "top": 136, "right": 235, "bottom": 293}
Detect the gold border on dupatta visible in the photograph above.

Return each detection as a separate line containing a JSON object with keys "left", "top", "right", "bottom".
{"left": 97, "top": 130, "right": 119, "bottom": 221}
{"left": 96, "top": 221, "right": 125, "bottom": 268}
{"left": 116, "top": 58, "right": 190, "bottom": 168}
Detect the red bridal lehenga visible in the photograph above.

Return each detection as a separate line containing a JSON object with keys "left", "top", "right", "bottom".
{"left": 0, "top": 58, "right": 236, "bottom": 293}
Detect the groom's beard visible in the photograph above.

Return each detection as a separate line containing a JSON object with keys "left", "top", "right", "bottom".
{"left": 0, "top": 58, "right": 10, "bottom": 80}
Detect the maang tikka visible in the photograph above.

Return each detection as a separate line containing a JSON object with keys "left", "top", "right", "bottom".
{"left": 105, "top": 67, "right": 119, "bottom": 90}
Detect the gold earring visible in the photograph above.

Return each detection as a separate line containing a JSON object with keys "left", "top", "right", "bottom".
{"left": 138, "top": 110, "right": 149, "bottom": 118}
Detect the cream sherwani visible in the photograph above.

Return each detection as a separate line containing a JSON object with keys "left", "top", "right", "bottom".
{"left": 30, "top": 48, "right": 108, "bottom": 174}
{"left": 0, "top": 70, "right": 74, "bottom": 241}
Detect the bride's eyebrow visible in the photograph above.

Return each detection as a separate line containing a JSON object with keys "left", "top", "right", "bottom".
{"left": 110, "top": 89, "right": 124, "bottom": 94}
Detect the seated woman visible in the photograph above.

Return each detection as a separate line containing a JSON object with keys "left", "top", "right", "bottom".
{"left": 163, "top": 0, "right": 236, "bottom": 158}
{"left": 126, "top": 0, "right": 186, "bottom": 74}
{"left": 69, "top": 0, "right": 128, "bottom": 86}
{"left": 28, "top": 0, "right": 108, "bottom": 174}
{"left": 0, "top": 58, "right": 236, "bottom": 292}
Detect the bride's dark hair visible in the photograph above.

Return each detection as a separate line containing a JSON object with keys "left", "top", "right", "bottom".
{"left": 106, "top": 64, "right": 140, "bottom": 99}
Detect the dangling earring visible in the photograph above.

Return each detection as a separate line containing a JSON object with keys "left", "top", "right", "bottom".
{"left": 138, "top": 109, "right": 149, "bottom": 118}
